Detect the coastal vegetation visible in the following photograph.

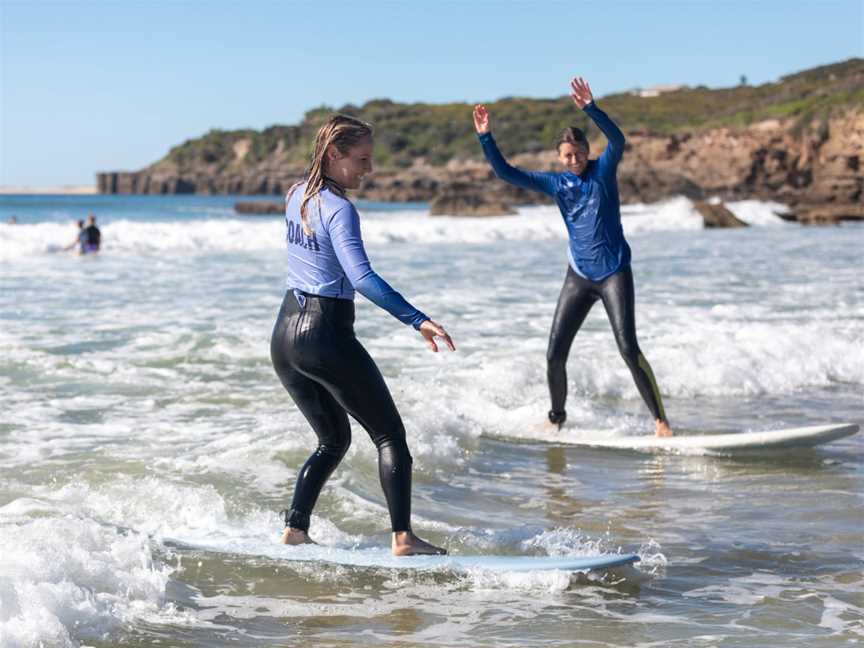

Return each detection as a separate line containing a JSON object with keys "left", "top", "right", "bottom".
{"left": 162, "top": 59, "right": 863, "bottom": 171}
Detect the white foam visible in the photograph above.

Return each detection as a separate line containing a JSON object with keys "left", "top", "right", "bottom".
{"left": 637, "top": 314, "right": 864, "bottom": 398}
{"left": 819, "top": 594, "right": 864, "bottom": 636}
{"left": 0, "top": 513, "right": 181, "bottom": 647}
{"left": 725, "top": 199, "right": 792, "bottom": 226}
{"left": 0, "top": 477, "right": 274, "bottom": 646}
{"left": 621, "top": 197, "right": 704, "bottom": 233}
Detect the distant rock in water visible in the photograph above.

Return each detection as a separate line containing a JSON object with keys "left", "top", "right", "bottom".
{"left": 235, "top": 201, "right": 283, "bottom": 215}
{"left": 694, "top": 201, "right": 748, "bottom": 228}
{"left": 790, "top": 203, "right": 864, "bottom": 225}
{"left": 429, "top": 184, "right": 516, "bottom": 217}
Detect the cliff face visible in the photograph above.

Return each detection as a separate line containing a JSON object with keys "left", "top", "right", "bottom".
{"left": 97, "top": 60, "right": 863, "bottom": 213}
{"left": 618, "top": 110, "right": 863, "bottom": 207}
{"left": 362, "top": 109, "right": 863, "bottom": 213}
{"left": 97, "top": 110, "right": 862, "bottom": 206}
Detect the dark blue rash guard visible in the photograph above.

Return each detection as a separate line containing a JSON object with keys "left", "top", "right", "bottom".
{"left": 478, "top": 101, "right": 631, "bottom": 281}
{"left": 283, "top": 183, "right": 428, "bottom": 329}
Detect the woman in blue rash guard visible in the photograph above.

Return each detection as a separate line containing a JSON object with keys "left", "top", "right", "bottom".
{"left": 271, "top": 114, "right": 454, "bottom": 556}
{"left": 473, "top": 77, "right": 672, "bottom": 438}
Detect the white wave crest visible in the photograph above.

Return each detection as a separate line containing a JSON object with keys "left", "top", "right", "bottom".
{"left": 0, "top": 509, "right": 179, "bottom": 647}
{"left": 0, "top": 197, "right": 791, "bottom": 261}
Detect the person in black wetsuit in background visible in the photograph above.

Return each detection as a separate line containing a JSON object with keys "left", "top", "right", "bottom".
{"left": 82, "top": 213, "right": 101, "bottom": 254}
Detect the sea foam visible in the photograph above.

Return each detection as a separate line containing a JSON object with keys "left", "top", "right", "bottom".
{"left": 0, "top": 196, "right": 791, "bottom": 261}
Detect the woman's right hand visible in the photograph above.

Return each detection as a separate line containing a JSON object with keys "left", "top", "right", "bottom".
{"left": 473, "top": 104, "right": 490, "bottom": 135}
{"left": 419, "top": 320, "right": 455, "bottom": 353}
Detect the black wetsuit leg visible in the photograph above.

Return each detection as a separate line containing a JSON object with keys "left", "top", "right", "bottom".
{"left": 270, "top": 291, "right": 413, "bottom": 533}
{"left": 546, "top": 267, "right": 599, "bottom": 423}
{"left": 546, "top": 266, "right": 667, "bottom": 424}
{"left": 597, "top": 267, "right": 667, "bottom": 422}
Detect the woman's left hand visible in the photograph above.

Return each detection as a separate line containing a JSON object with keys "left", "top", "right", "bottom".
{"left": 570, "top": 76, "right": 594, "bottom": 108}
{"left": 419, "top": 320, "right": 456, "bottom": 353}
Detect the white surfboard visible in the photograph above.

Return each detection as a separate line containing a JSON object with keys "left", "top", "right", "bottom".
{"left": 271, "top": 545, "right": 640, "bottom": 573}
{"left": 566, "top": 423, "right": 859, "bottom": 453}
{"left": 171, "top": 537, "right": 640, "bottom": 573}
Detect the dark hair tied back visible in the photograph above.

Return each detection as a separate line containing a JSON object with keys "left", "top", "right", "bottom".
{"left": 557, "top": 127, "right": 589, "bottom": 153}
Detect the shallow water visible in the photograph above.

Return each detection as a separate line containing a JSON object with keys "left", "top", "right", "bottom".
{"left": 1, "top": 195, "right": 862, "bottom": 647}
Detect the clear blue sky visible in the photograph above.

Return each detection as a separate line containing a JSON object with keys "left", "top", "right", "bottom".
{"left": 1, "top": 0, "right": 862, "bottom": 186}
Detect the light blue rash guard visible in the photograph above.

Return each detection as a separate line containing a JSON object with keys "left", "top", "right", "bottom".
{"left": 283, "top": 183, "right": 428, "bottom": 329}
{"left": 478, "top": 101, "right": 631, "bottom": 282}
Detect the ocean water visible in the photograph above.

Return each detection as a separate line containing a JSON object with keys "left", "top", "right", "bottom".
{"left": 0, "top": 194, "right": 862, "bottom": 648}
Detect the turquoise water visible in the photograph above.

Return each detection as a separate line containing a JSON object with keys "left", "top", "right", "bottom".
{"left": 0, "top": 194, "right": 424, "bottom": 224}
{"left": 1, "top": 194, "right": 862, "bottom": 647}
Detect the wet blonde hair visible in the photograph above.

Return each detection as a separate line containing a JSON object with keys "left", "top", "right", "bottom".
{"left": 287, "top": 114, "right": 373, "bottom": 235}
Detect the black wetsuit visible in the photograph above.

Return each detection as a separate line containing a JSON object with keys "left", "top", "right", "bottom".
{"left": 271, "top": 293, "right": 413, "bottom": 532}
{"left": 547, "top": 266, "right": 665, "bottom": 424}
{"left": 272, "top": 185, "right": 432, "bottom": 534}
{"left": 82, "top": 225, "right": 100, "bottom": 253}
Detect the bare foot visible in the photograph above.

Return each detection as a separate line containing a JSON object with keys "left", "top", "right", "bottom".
{"left": 280, "top": 527, "right": 315, "bottom": 545}
{"left": 392, "top": 531, "right": 447, "bottom": 556}
{"left": 543, "top": 419, "right": 564, "bottom": 433}
{"left": 533, "top": 418, "right": 563, "bottom": 434}
{"left": 533, "top": 410, "right": 565, "bottom": 434}
{"left": 655, "top": 419, "right": 673, "bottom": 437}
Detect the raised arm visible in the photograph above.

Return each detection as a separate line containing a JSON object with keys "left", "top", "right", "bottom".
{"left": 570, "top": 77, "right": 625, "bottom": 172}
{"left": 328, "top": 205, "right": 455, "bottom": 351}
{"left": 473, "top": 104, "right": 558, "bottom": 196}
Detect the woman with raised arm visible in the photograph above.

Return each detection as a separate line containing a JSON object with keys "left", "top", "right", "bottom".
{"left": 271, "top": 114, "right": 454, "bottom": 556}
{"left": 473, "top": 77, "right": 672, "bottom": 438}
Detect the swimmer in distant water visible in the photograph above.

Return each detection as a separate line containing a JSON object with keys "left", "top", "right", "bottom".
{"left": 474, "top": 76, "right": 672, "bottom": 437}
{"left": 82, "top": 213, "right": 101, "bottom": 253}
{"left": 6, "top": 216, "right": 16, "bottom": 225}
{"left": 270, "top": 114, "right": 455, "bottom": 556}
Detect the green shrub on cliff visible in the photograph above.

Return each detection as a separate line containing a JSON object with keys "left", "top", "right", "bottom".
{"left": 167, "top": 129, "right": 255, "bottom": 169}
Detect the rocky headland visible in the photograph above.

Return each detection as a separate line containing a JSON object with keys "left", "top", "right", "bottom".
{"left": 98, "top": 59, "right": 863, "bottom": 224}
